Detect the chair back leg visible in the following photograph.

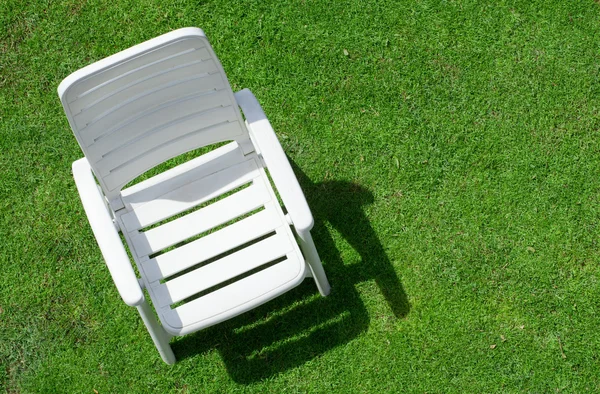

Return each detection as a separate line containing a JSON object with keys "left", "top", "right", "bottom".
{"left": 297, "top": 230, "right": 331, "bottom": 296}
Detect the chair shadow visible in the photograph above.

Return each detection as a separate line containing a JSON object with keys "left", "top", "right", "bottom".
{"left": 171, "top": 160, "right": 409, "bottom": 383}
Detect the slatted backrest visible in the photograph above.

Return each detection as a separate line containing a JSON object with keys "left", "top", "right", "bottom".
{"left": 58, "top": 28, "right": 250, "bottom": 203}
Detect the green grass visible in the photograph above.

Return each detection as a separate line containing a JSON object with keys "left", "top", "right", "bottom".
{"left": 2, "top": 0, "right": 600, "bottom": 392}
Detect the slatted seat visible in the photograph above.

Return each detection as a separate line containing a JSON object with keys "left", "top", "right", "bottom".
{"left": 118, "top": 143, "right": 306, "bottom": 335}
{"left": 59, "top": 28, "right": 330, "bottom": 364}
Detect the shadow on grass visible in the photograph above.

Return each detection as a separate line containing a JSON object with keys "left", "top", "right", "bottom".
{"left": 171, "top": 160, "right": 409, "bottom": 383}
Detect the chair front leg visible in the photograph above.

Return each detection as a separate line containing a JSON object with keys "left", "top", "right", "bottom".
{"left": 136, "top": 298, "right": 176, "bottom": 365}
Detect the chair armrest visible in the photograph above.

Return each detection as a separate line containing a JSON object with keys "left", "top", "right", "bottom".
{"left": 234, "top": 89, "right": 314, "bottom": 232}
{"left": 72, "top": 158, "right": 144, "bottom": 307}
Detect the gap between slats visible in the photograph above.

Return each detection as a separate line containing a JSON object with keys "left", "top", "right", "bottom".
{"left": 163, "top": 258, "right": 304, "bottom": 330}
{"left": 130, "top": 178, "right": 269, "bottom": 255}
{"left": 141, "top": 204, "right": 282, "bottom": 282}
{"left": 151, "top": 231, "right": 292, "bottom": 307}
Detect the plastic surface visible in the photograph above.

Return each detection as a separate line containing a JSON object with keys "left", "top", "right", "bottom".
{"left": 71, "top": 158, "right": 144, "bottom": 307}
{"left": 118, "top": 144, "right": 307, "bottom": 336}
{"left": 235, "top": 89, "right": 331, "bottom": 296}
{"left": 60, "top": 28, "right": 330, "bottom": 364}
{"left": 58, "top": 27, "right": 250, "bottom": 201}
{"left": 235, "top": 89, "right": 314, "bottom": 231}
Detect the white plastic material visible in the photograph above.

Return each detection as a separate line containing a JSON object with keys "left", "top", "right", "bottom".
{"left": 235, "top": 89, "right": 331, "bottom": 296}
{"left": 59, "top": 28, "right": 330, "bottom": 364}
{"left": 58, "top": 27, "right": 251, "bottom": 202}
{"left": 72, "top": 158, "right": 144, "bottom": 307}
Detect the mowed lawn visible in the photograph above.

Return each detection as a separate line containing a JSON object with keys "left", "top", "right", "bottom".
{"left": 2, "top": 0, "right": 600, "bottom": 392}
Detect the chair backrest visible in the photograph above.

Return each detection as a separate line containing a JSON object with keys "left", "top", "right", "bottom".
{"left": 58, "top": 28, "right": 249, "bottom": 204}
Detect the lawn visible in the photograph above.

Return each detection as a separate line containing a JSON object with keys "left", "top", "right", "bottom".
{"left": 2, "top": 0, "right": 600, "bottom": 392}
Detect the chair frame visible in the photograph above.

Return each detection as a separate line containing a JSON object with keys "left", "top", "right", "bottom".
{"left": 63, "top": 29, "right": 330, "bottom": 364}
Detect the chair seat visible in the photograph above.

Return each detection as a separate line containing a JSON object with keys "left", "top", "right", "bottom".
{"left": 116, "top": 142, "right": 307, "bottom": 336}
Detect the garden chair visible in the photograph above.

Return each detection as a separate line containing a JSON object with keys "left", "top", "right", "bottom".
{"left": 57, "top": 27, "right": 330, "bottom": 364}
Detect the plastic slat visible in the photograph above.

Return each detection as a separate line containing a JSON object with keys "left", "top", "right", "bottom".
{"left": 131, "top": 180, "right": 270, "bottom": 257}
{"left": 163, "top": 257, "right": 304, "bottom": 331}
{"left": 94, "top": 106, "right": 238, "bottom": 172}
{"left": 142, "top": 205, "right": 281, "bottom": 282}
{"left": 121, "top": 142, "right": 245, "bottom": 210}
{"left": 72, "top": 62, "right": 219, "bottom": 117}
{"left": 151, "top": 231, "right": 293, "bottom": 307}
{"left": 79, "top": 86, "right": 227, "bottom": 148}
{"left": 103, "top": 121, "right": 245, "bottom": 191}
{"left": 73, "top": 72, "right": 225, "bottom": 129}
{"left": 66, "top": 39, "right": 208, "bottom": 100}
{"left": 71, "top": 61, "right": 218, "bottom": 117}
{"left": 86, "top": 89, "right": 232, "bottom": 161}
{"left": 70, "top": 54, "right": 214, "bottom": 113}
{"left": 62, "top": 30, "right": 251, "bottom": 198}
{"left": 121, "top": 158, "right": 259, "bottom": 232}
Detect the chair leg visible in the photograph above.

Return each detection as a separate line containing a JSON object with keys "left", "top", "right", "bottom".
{"left": 297, "top": 230, "right": 331, "bottom": 296}
{"left": 136, "top": 299, "right": 176, "bottom": 365}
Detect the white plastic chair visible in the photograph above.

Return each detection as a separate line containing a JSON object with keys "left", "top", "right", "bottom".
{"left": 57, "top": 27, "right": 330, "bottom": 364}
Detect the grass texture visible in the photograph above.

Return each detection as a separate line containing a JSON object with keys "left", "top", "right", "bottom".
{"left": 1, "top": 0, "right": 600, "bottom": 392}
